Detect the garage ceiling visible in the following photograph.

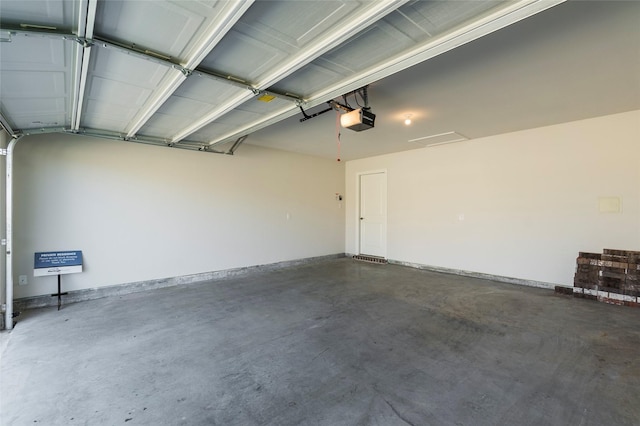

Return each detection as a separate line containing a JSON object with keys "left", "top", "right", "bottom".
{"left": 248, "top": 0, "right": 640, "bottom": 160}
{"left": 1, "top": 0, "right": 570, "bottom": 152}
{"left": 1, "top": 1, "right": 638, "bottom": 160}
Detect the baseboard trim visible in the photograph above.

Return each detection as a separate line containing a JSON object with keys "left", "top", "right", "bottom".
{"left": 14, "top": 253, "right": 346, "bottom": 311}
{"left": 387, "top": 259, "right": 557, "bottom": 290}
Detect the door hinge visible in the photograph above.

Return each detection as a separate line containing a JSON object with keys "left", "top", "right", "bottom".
{"left": 1, "top": 238, "right": 6, "bottom": 246}
{"left": 0, "top": 149, "right": 7, "bottom": 156}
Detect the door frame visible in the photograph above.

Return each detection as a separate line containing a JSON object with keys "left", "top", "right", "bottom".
{"left": 356, "top": 169, "right": 387, "bottom": 257}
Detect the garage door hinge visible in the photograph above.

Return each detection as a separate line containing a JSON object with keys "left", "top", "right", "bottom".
{"left": 175, "top": 66, "right": 192, "bottom": 77}
{"left": 73, "top": 37, "right": 94, "bottom": 48}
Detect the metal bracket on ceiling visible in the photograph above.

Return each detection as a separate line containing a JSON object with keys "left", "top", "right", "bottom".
{"left": 196, "top": 144, "right": 225, "bottom": 155}
{"left": 298, "top": 103, "right": 334, "bottom": 123}
{"left": 0, "top": 113, "right": 21, "bottom": 139}
{"left": 0, "top": 25, "right": 71, "bottom": 40}
{"left": 341, "top": 85, "right": 370, "bottom": 110}
{"left": 298, "top": 100, "right": 352, "bottom": 123}
{"left": 72, "top": 37, "right": 94, "bottom": 48}
{"left": 226, "top": 135, "right": 247, "bottom": 155}
{"left": 297, "top": 86, "right": 369, "bottom": 123}
{"left": 193, "top": 69, "right": 303, "bottom": 104}
{"left": 69, "top": 127, "right": 124, "bottom": 141}
{"left": 94, "top": 36, "right": 181, "bottom": 69}
{"left": 329, "top": 100, "right": 353, "bottom": 113}
{"left": 183, "top": 136, "right": 246, "bottom": 155}
{"left": 175, "top": 136, "right": 245, "bottom": 155}
{"left": 165, "top": 140, "right": 222, "bottom": 154}
{"left": 176, "top": 66, "right": 192, "bottom": 78}
{"left": 0, "top": 31, "right": 14, "bottom": 42}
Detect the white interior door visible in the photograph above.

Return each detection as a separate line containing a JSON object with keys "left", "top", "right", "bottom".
{"left": 359, "top": 172, "right": 387, "bottom": 257}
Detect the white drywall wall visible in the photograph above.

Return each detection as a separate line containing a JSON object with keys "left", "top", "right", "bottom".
{"left": 346, "top": 110, "right": 640, "bottom": 286}
{"left": 12, "top": 135, "right": 345, "bottom": 298}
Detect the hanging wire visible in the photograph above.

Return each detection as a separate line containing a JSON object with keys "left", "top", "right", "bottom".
{"left": 342, "top": 94, "right": 351, "bottom": 109}
{"left": 335, "top": 110, "right": 341, "bottom": 162}
{"left": 354, "top": 86, "right": 369, "bottom": 109}
{"left": 354, "top": 90, "right": 365, "bottom": 109}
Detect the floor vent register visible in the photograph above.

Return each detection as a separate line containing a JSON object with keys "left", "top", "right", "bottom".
{"left": 353, "top": 255, "right": 388, "bottom": 264}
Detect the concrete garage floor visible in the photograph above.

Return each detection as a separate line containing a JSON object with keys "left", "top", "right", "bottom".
{"left": 1, "top": 259, "right": 639, "bottom": 426}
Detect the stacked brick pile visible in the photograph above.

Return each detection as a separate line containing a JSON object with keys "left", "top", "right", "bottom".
{"left": 572, "top": 249, "right": 640, "bottom": 307}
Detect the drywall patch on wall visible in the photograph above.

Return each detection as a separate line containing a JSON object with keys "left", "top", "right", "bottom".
{"left": 598, "top": 196, "right": 622, "bottom": 213}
